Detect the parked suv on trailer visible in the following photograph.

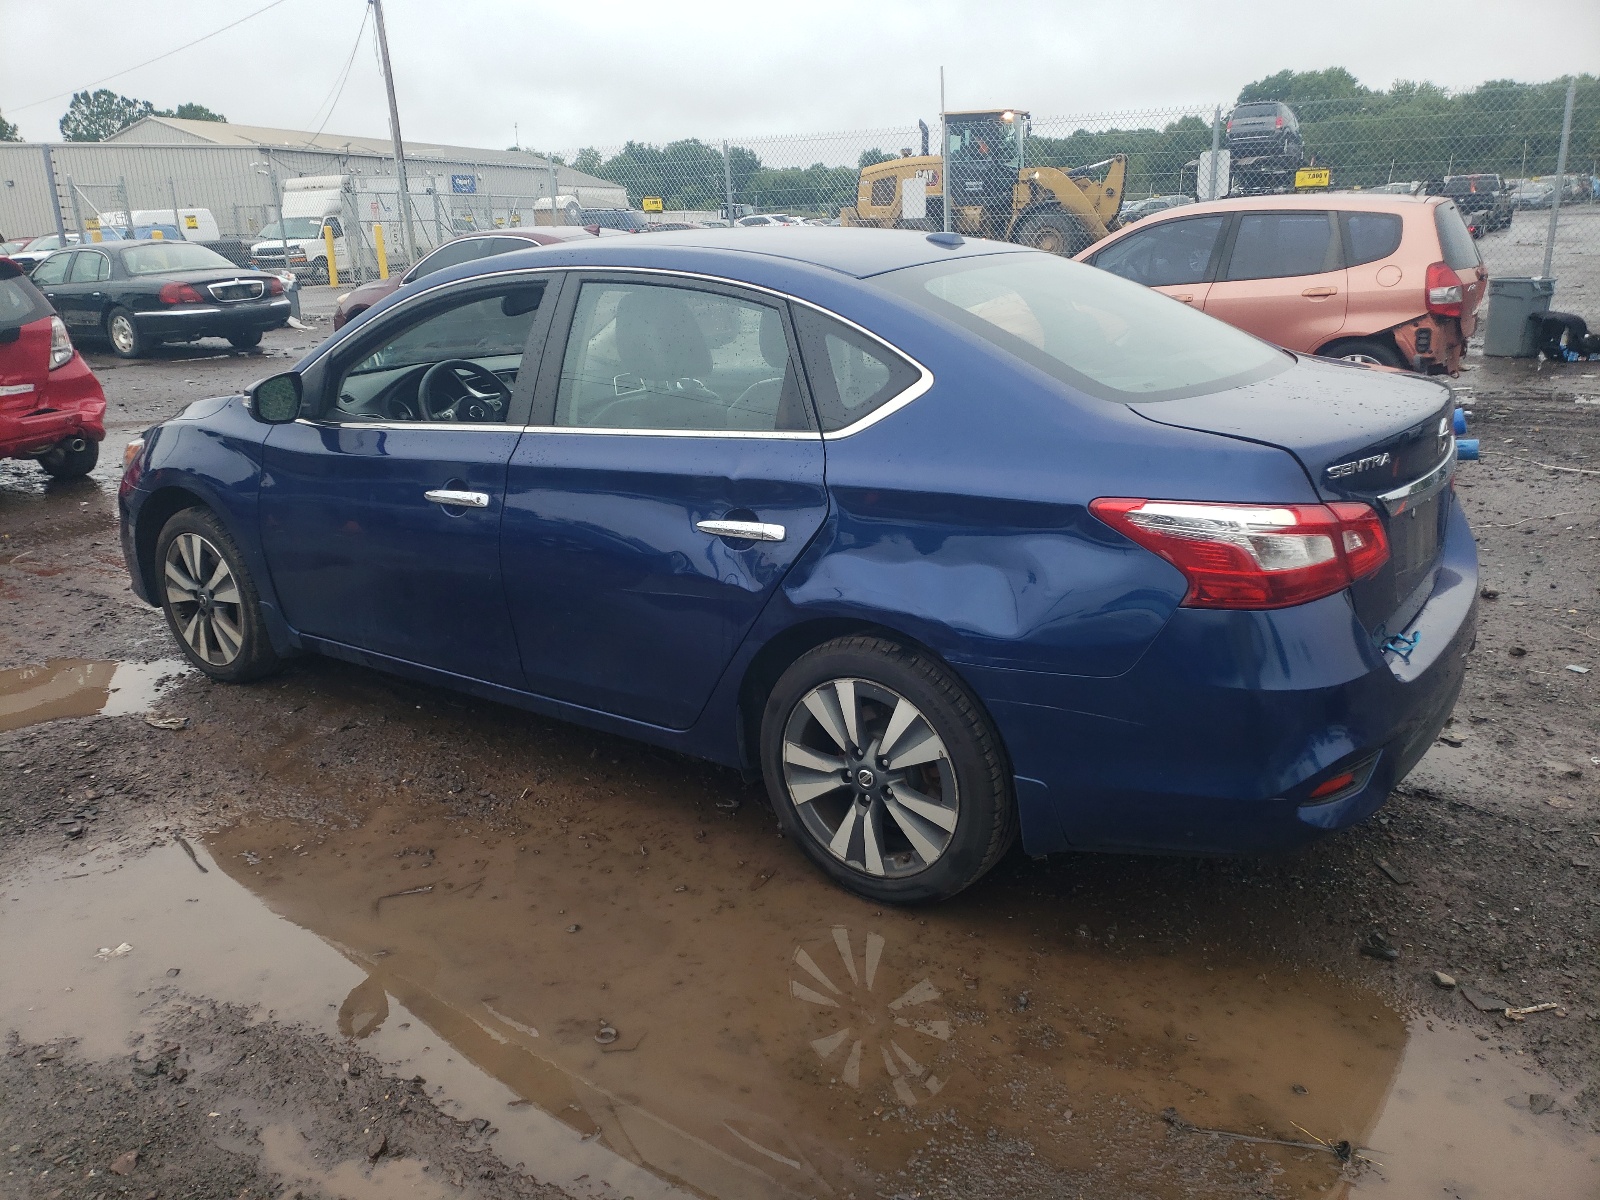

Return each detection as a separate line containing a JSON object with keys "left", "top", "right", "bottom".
{"left": 0, "top": 256, "right": 106, "bottom": 479}
{"left": 1226, "top": 102, "right": 1304, "bottom": 165}
{"left": 1077, "top": 192, "right": 1486, "bottom": 374}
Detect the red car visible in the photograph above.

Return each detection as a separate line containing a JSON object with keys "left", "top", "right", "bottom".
{"left": 0, "top": 257, "right": 106, "bottom": 479}
{"left": 332, "top": 226, "right": 626, "bottom": 330}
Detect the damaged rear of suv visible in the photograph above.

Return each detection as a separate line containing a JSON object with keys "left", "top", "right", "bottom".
{"left": 1077, "top": 193, "right": 1487, "bottom": 375}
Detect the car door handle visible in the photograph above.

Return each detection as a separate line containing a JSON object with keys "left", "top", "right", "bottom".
{"left": 1172, "top": 293, "right": 1195, "bottom": 304}
{"left": 696, "top": 519, "right": 785, "bottom": 542}
{"left": 1301, "top": 286, "right": 1338, "bottom": 298}
{"left": 424, "top": 489, "right": 489, "bottom": 509}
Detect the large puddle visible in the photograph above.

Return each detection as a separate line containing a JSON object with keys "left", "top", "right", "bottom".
{"left": 0, "top": 657, "right": 189, "bottom": 732}
{"left": 2, "top": 807, "right": 1595, "bottom": 1199}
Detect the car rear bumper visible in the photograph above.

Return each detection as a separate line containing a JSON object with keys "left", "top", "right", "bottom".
{"left": 969, "top": 497, "right": 1478, "bottom": 856}
{"left": 0, "top": 357, "right": 107, "bottom": 458}
{"left": 135, "top": 299, "right": 291, "bottom": 338}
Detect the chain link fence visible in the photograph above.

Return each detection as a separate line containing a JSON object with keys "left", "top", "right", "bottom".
{"left": 518, "top": 79, "right": 1596, "bottom": 312}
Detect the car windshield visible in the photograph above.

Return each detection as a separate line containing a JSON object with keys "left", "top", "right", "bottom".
{"left": 876, "top": 252, "right": 1289, "bottom": 403}
{"left": 258, "top": 218, "right": 325, "bottom": 239}
{"left": 121, "top": 243, "right": 236, "bottom": 275}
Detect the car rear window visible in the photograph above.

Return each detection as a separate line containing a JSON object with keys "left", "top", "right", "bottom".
{"left": 0, "top": 265, "right": 51, "bottom": 332}
{"left": 1433, "top": 202, "right": 1481, "bottom": 271}
{"left": 1342, "top": 212, "right": 1403, "bottom": 267}
{"left": 1232, "top": 104, "right": 1279, "bottom": 118}
{"left": 876, "top": 253, "right": 1288, "bottom": 404}
{"left": 122, "top": 243, "right": 235, "bottom": 275}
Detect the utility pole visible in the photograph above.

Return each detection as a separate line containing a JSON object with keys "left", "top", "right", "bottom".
{"left": 1541, "top": 77, "right": 1577, "bottom": 282}
{"left": 370, "top": 0, "right": 416, "bottom": 262}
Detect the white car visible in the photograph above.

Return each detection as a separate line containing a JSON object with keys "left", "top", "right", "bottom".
{"left": 736, "top": 214, "right": 799, "bottom": 228}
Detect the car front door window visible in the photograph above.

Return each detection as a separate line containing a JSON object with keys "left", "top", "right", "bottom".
{"left": 1092, "top": 216, "right": 1225, "bottom": 287}
{"left": 553, "top": 280, "right": 812, "bottom": 432}
{"left": 329, "top": 281, "right": 547, "bottom": 424}
{"left": 30, "top": 254, "right": 71, "bottom": 287}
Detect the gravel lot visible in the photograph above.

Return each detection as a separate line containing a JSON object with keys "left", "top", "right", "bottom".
{"left": 1, "top": 292, "right": 1597, "bottom": 1199}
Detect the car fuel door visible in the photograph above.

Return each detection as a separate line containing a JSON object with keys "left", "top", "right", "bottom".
{"left": 501, "top": 273, "right": 828, "bottom": 729}
{"left": 258, "top": 274, "right": 559, "bottom": 687}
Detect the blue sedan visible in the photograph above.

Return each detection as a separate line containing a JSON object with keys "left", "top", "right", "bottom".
{"left": 118, "top": 228, "right": 1477, "bottom": 902}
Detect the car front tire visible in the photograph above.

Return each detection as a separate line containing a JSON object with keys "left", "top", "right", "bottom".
{"left": 105, "top": 306, "right": 146, "bottom": 359}
{"left": 228, "top": 329, "right": 263, "bottom": 350}
{"left": 760, "top": 635, "right": 1016, "bottom": 903}
{"left": 154, "top": 508, "right": 281, "bottom": 683}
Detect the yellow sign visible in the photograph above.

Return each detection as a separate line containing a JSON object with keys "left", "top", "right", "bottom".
{"left": 1295, "top": 167, "right": 1331, "bottom": 189}
{"left": 184, "top": 214, "right": 199, "bottom": 229}
{"left": 641, "top": 196, "right": 664, "bottom": 213}
{"left": 151, "top": 229, "right": 164, "bottom": 239}
{"left": 510, "top": 213, "right": 522, "bottom": 226}
{"left": 85, "top": 217, "right": 100, "bottom": 230}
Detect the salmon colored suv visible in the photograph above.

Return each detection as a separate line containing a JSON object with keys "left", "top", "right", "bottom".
{"left": 1076, "top": 193, "right": 1486, "bottom": 374}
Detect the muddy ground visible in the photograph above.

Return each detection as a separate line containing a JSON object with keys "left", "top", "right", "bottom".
{"left": 0, "top": 292, "right": 1597, "bottom": 1200}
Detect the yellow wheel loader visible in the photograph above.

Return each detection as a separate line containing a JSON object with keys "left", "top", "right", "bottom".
{"left": 840, "top": 109, "right": 1125, "bottom": 255}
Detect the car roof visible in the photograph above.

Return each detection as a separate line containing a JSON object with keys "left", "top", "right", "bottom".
{"left": 1125, "top": 191, "right": 1439, "bottom": 229}
{"left": 446, "top": 227, "right": 1031, "bottom": 280}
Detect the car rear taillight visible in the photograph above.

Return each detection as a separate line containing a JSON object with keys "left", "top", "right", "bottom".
{"left": 1275, "top": 115, "right": 1284, "bottom": 128}
{"left": 1425, "top": 261, "right": 1464, "bottom": 317}
{"left": 1225, "top": 120, "right": 1233, "bottom": 131}
{"left": 1089, "top": 498, "right": 1390, "bottom": 610}
{"left": 48, "top": 315, "right": 73, "bottom": 370}
{"left": 267, "top": 276, "right": 284, "bottom": 295}
{"left": 158, "top": 281, "right": 205, "bottom": 305}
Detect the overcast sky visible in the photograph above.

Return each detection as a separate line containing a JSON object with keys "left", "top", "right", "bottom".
{"left": 3, "top": 0, "right": 1597, "bottom": 154}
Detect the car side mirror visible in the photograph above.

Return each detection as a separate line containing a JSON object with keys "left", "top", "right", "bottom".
{"left": 246, "top": 373, "right": 302, "bottom": 424}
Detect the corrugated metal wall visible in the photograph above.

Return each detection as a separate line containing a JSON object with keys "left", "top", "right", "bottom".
{"left": 0, "top": 142, "right": 627, "bottom": 242}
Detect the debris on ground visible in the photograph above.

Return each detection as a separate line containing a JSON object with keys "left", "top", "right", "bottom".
{"left": 1360, "top": 932, "right": 1399, "bottom": 961}
{"left": 1432, "top": 971, "right": 1457, "bottom": 988}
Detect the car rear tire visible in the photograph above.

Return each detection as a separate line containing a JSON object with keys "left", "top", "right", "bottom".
{"left": 308, "top": 259, "right": 329, "bottom": 286}
{"left": 1329, "top": 339, "right": 1406, "bottom": 369}
{"left": 760, "top": 635, "right": 1016, "bottom": 903}
{"left": 37, "top": 437, "right": 98, "bottom": 479}
{"left": 105, "top": 306, "right": 146, "bottom": 359}
{"left": 1016, "top": 210, "right": 1093, "bottom": 257}
{"left": 228, "top": 329, "right": 263, "bottom": 350}
{"left": 155, "top": 508, "right": 281, "bottom": 683}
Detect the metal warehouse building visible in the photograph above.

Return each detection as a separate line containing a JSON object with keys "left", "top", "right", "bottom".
{"left": 0, "top": 116, "right": 627, "bottom": 244}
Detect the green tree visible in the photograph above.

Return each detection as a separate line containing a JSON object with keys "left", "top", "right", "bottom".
{"left": 59, "top": 89, "right": 155, "bottom": 141}
{"left": 858, "top": 148, "right": 894, "bottom": 168}
{"left": 0, "top": 110, "right": 20, "bottom": 142}
{"left": 1237, "top": 67, "right": 1372, "bottom": 108}
{"left": 589, "top": 138, "right": 762, "bottom": 210}
{"left": 163, "top": 102, "right": 226, "bottom": 122}
{"left": 573, "top": 147, "right": 603, "bottom": 174}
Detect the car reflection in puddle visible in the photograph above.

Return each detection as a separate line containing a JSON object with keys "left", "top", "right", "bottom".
{"left": 3, "top": 809, "right": 1597, "bottom": 1199}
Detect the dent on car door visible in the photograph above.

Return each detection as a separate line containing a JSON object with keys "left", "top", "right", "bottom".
{"left": 1086, "top": 215, "right": 1225, "bottom": 308}
{"left": 258, "top": 274, "right": 559, "bottom": 686}
{"left": 1202, "top": 211, "right": 1348, "bottom": 351}
{"left": 501, "top": 273, "right": 829, "bottom": 729}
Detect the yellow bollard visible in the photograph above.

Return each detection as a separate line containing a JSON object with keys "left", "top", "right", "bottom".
{"left": 323, "top": 223, "right": 339, "bottom": 288}
{"left": 373, "top": 223, "right": 388, "bottom": 280}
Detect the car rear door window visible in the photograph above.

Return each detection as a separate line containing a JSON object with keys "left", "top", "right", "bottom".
{"left": 1089, "top": 216, "right": 1224, "bottom": 287}
{"left": 68, "top": 251, "right": 109, "bottom": 283}
{"left": 554, "top": 280, "right": 812, "bottom": 432}
{"left": 1224, "top": 212, "right": 1338, "bottom": 280}
{"left": 409, "top": 238, "right": 501, "bottom": 280}
{"left": 1341, "top": 213, "right": 1403, "bottom": 267}
{"left": 792, "top": 308, "right": 921, "bottom": 432}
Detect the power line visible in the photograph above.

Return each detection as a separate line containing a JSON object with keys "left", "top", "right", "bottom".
{"left": 4, "top": 0, "right": 295, "bottom": 114}
{"left": 303, "top": 3, "right": 372, "bottom": 144}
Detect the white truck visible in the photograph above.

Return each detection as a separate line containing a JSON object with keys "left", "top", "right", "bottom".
{"left": 249, "top": 176, "right": 353, "bottom": 284}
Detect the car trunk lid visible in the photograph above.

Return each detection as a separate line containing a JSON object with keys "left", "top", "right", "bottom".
{"left": 1130, "top": 355, "right": 1456, "bottom": 639}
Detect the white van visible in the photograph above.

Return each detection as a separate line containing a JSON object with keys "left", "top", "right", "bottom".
{"left": 249, "top": 176, "right": 350, "bottom": 284}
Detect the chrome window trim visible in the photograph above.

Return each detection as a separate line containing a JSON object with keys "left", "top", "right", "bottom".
{"left": 295, "top": 418, "right": 524, "bottom": 433}
{"left": 297, "top": 263, "right": 935, "bottom": 441}
{"left": 1375, "top": 439, "right": 1455, "bottom": 514}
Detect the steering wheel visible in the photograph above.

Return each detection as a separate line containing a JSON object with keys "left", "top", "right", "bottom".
{"left": 418, "top": 359, "right": 512, "bottom": 422}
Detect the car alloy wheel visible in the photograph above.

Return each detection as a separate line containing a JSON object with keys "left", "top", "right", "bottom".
{"left": 1340, "top": 352, "right": 1386, "bottom": 365}
{"left": 163, "top": 532, "right": 245, "bottom": 667}
{"left": 781, "top": 677, "right": 959, "bottom": 879}
{"left": 109, "top": 313, "right": 137, "bottom": 354}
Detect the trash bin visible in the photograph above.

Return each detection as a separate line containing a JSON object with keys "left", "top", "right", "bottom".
{"left": 1482, "top": 276, "right": 1555, "bottom": 357}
